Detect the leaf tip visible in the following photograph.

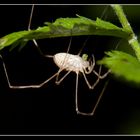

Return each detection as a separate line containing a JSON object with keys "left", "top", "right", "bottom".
{"left": 0, "top": 38, "right": 7, "bottom": 46}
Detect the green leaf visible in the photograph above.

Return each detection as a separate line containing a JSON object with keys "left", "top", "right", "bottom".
{"left": 0, "top": 15, "right": 129, "bottom": 51}
{"left": 98, "top": 50, "right": 140, "bottom": 83}
{"left": 95, "top": 17, "right": 122, "bottom": 30}
{"left": 0, "top": 31, "right": 29, "bottom": 51}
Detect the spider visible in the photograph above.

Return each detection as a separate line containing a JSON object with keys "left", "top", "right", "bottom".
{"left": 0, "top": 5, "right": 110, "bottom": 116}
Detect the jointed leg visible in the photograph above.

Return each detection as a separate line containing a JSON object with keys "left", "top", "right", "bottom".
{"left": 75, "top": 73, "right": 109, "bottom": 116}
{"left": 82, "top": 71, "right": 100, "bottom": 90}
{"left": 9, "top": 72, "right": 58, "bottom": 89}
{"left": 93, "top": 65, "right": 111, "bottom": 79}
{"left": 54, "top": 36, "right": 73, "bottom": 84}
{"left": 75, "top": 73, "right": 80, "bottom": 114}
{"left": 55, "top": 71, "right": 71, "bottom": 85}
{"left": 75, "top": 73, "right": 88, "bottom": 115}
{"left": 28, "top": 4, "right": 51, "bottom": 58}
{"left": 83, "top": 63, "right": 110, "bottom": 90}
{"left": 75, "top": 72, "right": 92, "bottom": 115}
{"left": 88, "top": 80, "right": 109, "bottom": 116}
{"left": 91, "top": 64, "right": 110, "bottom": 89}
{"left": 76, "top": 80, "right": 109, "bottom": 116}
{"left": 75, "top": 73, "right": 90, "bottom": 115}
{"left": 77, "top": 37, "right": 89, "bottom": 56}
{"left": 82, "top": 72, "right": 92, "bottom": 89}
{"left": 0, "top": 55, "right": 60, "bottom": 89}
{"left": 28, "top": 4, "right": 39, "bottom": 49}
{"left": 28, "top": 4, "right": 34, "bottom": 31}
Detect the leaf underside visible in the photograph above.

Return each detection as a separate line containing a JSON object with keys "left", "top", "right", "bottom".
{"left": 99, "top": 50, "right": 140, "bottom": 83}
{"left": 0, "top": 15, "right": 129, "bottom": 51}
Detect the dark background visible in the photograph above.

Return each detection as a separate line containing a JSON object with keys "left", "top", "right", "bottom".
{"left": 0, "top": 5, "right": 140, "bottom": 135}
{"left": 0, "top": 0, "right": 136, "bottom": 4}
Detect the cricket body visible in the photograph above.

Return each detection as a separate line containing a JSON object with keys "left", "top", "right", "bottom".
{"left": 54, "top": 53, "right": 91, "bottom": 74}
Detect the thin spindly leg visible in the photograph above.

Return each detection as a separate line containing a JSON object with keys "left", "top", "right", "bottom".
{"left": 77, "top": 37, "right": 89, "bottom": 56}
{"left": 91, "top": 76, "right": 100, "bottom": 90}
{"left": 54, "top": 36, "right": 72, "bottom": 83}
{"left": 91, "top": 65, "right": 105, "bottom": 89}
{"left": 75, "top": 73, "right": 80, "bottom": 114}
{"left": 28, "top": 4, "right": 50, "bottom": 58}
{"left": 28, "top": 4, "right": 39, "bottom": 48}
{"left": 86, "top": 81, "right": 109, "bottom": 116}
{"left": 66, "top": 36, "right": 72, "bottom": 54}
{"left": 75, "top": 73, "right": 87, "bottom": 115}
{"left": 28, "top": 4, "right": 34, "bottom": 31}
{"left": 75, "top": 73, "right": 105, "bottom": 116}
{"left": 83, "top": 71, "right": 100, "bottom": 90}
{"left": 83, "top": 65, "right": 104, "bottom": 90}
{"left": 76, "top": 81, "right": 109, "bottom": 116}
{"left": 82, "top": 72, "right": 92, "bottom": 89}
{"left": 55, "top": 71, "right": 71, "bottom": 85}
{"left": 0, "top": 55, "right": 59, "bottom": 89}
{"left": 76, "top": 71, "right": 109, "bottom": 115}
{"left": 93, "top": 65, "right": 111, "bottom": 79}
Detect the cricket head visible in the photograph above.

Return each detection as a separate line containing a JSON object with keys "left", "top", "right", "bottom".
{"left": 82, "top": 54, "right": 88, "bottom": 61}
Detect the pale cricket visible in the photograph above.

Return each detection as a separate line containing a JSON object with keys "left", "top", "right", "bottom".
{"left": 0, "top": 5, "right": 110, "bottom": 116}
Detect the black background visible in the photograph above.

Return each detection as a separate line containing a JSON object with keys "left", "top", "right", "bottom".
{"left": 0, "top": 0, "right": 137, "bottom": 4}
{"left": 0, "top": 4, "right": 140, "bottom": 135}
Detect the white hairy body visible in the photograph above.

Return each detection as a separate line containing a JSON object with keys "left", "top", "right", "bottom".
{"left": 54, "top": 53, "right": 89, "bottom": 73}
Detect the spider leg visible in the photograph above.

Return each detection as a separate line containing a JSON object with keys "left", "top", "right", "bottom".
{"left": 55, "top": 36, "right": 73, "bottom": 84}
{"left": 28, "top": 4, "right": 34, "bottom": 31}
{"left": 83, "top": 71, "right": 99, "bottom": 90}
{"left": 93, "top": 65, "right": 111, "bottom": 79}
{"left": 45, "top": 34, "right": 72, "bottom": 85}
{"left": 77, "top": 37, "right": 89, "bottom": 56}
{"left": 0, "top": 55, "right": 59, "bottom": 89}
{"left": 91, "top": 64, "right": 110, "bottom": 89}
{"left": 88, "top": 80, "right": 109, "bottom": 116}
{"left": 28, "top": 4, "right": 52, "bottom": 58}
{"left": 82, "top": 72, "right": 92, "bottom": 89}
{"left": 75, "top": 73, "right": 80, "bottom": 114}
{"left": 75, "top": 72, "right": 88, "bottom": 115}
{"left": 76, "top": 80, "right": 109, "bottom": 116}
{"left": 66, "top": 36, "right": 72, "bottom": 54}
{"left": 76, "top": 72, "right": 102, "bottom": 116}
{"left": 55, "top": 71, "right": 71, "bottom": 85}
{"left": 28, "top": 4, "right": 40, "bottom": 50}
{"left": 83, "top": 64, "right": 109, "bottom": 90}
{"left": 75, "top": 72, "right": 83, "bottom": 115}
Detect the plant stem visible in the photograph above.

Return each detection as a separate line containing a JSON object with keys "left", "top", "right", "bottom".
{"left": 111, "top": 4, "right": 140, "bottom": 61}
